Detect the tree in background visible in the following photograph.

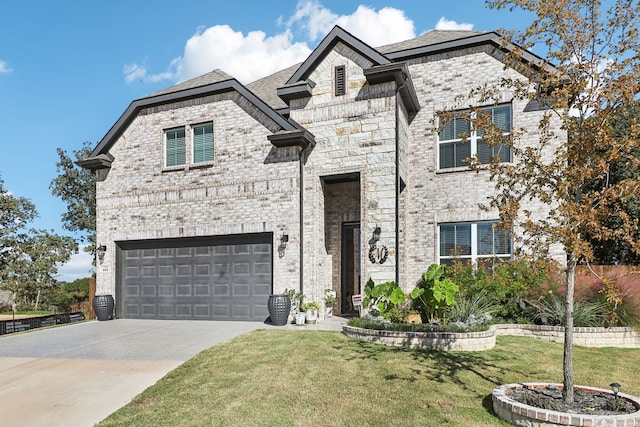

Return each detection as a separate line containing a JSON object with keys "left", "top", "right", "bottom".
{"left": 470, "top": 0, "right": 640, "bottom": 403}
{"left": 587, "top": 102, "right": 640, "bottom": 265}
{"left": 52, "top": 277, "right": 90, "bottom": 311}
{"left": 0, "top": 175, "right": 77, "bottom": 309}
{"left": 50, "top": 141, "right": 96, "bottom": 258}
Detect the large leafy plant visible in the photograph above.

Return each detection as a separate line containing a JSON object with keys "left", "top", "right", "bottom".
{"left": 411, "top": 264, "right": 459, "bottom": 323}
{"left": 362, "top": 279, "right": 405, "bottom": 318}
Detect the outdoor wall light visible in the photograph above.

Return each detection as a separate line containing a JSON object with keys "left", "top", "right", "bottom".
{"left": 97, "top": 245, "right": 107, "bottom": 263}
{"left": 372, "top": 226, "right": 381, "bottom": 242}
{"left": 278, "top": 234, "right": 288, "bottom": 258}
{"left": 610, "top": 382, "right": 622, "bottom": 396}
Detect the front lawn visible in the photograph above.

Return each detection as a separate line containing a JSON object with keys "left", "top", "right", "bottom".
{"left": 98, "top": 330, "right": 640, "bottom": 427}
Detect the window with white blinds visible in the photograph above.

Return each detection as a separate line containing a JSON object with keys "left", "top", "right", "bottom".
{"left": 438, "top": 104, "right": 512, "bottom": 169}
{"left": 165, "top": 128, "right": 186, "bottom": 167}
{"left": 439, "top": 221, "right": 511, "bottom": 266}
{"left": 193, "top": 123, "right": 214, "bottom": 163}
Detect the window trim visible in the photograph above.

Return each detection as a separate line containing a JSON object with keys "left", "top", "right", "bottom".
{"left": 437, "top": 104, "right": 512, "bottom": 170}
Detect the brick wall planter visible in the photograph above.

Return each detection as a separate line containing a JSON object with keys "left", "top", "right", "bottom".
{"left": 342, "top": 325, "right": 496, "bottom": 351}
{"left": 342, "top": 324, "right": 640, "bottom": 352}
{"left": 492, "top": 383, "right": 640, "bottom": 426}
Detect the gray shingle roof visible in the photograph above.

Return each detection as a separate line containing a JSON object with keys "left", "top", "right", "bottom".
{"left": 145, "top": 69, "right": 234, "bottom": 98}
{"left": 142, "top": 30, "right": 492, "bottom": 110}
{"left": 246, "top": 63, "right": 301, "bottom": 111}
{"left": 377, "top": 30, "right": 487, "bottom": 54}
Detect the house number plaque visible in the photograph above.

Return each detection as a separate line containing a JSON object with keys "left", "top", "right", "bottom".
{"left": 368, "top": 243, "right": 388, "bottom": 264}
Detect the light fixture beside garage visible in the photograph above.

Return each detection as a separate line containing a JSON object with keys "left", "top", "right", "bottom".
{"left": 278, "top": 234, "right": 288, "bottom": 258}
{"left": 96, "top": 244, "right": 107, "bottom": 263}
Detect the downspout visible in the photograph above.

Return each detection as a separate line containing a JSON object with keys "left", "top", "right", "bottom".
{"left": 299, "top": 147, "right": 304, "bottom": 296}
{"left": 395, "top": 79, "right": 406, "bottom": 286}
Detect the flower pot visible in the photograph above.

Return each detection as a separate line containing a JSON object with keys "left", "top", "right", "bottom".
{"left": 326, "top": 306, "right": 333, "bottom": 318}
{"left": 305, "top": 309, "right": 318, "bottom": 324}
{"left": 295, "top": 312, "right": 306, "bottom": 325}
{"left": 93, "top": 295, "right": 114, "bottom": 321}
{"left": 267, "top": 294, "right": 291, "bottom": 326}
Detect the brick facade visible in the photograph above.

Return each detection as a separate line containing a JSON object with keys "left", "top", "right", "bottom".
{"left": 83, "top": 27, "right": 564, "bottom": 318}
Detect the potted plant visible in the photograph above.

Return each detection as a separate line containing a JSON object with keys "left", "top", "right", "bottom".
{"left": 324, "top": 289, "right": 337, "bottom": 318}
{"left": 284, "top": 288, "right": 304, "bottom": 324}
{"left": 301, "top": 301, "right": 321, "bottom": 324}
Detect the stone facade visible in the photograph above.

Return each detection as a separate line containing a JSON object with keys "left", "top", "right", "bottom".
{"left": 81, "top": 26, "right": 564, "bottom": 319}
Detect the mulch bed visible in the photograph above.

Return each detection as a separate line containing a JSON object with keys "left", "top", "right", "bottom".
{"left": 507, "top": 385, "right": 637, "bottom": 415}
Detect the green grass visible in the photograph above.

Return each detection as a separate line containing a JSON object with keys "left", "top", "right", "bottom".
{"left": 98, "top": 331, "right": 640, "bottom": 427}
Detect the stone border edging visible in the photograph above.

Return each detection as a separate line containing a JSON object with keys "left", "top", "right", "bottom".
{"left": 492, "top": 383, "right": 640, "bottom": 426}
{"left": 342, "top": 324, "right": 639, "bottom": 352}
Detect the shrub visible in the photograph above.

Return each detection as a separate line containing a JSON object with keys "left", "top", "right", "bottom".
{"left": 533, "top": 295, "right": 607, "bottom": 327}
{"left": 447, "top": 292, "right": 496, "bottom": 328}
{"left": 444, "top": 257, "right": 560, "bottom": 322}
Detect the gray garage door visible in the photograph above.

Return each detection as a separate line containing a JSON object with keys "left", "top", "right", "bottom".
{"left": 117, "top": 234, "right": 272, "bottom": 321}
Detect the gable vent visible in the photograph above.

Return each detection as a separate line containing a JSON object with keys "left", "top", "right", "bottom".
{"left": 334, "top": 65, "right": 346, "bottom": 96}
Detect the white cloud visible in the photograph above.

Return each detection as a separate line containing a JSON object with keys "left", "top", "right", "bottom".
{"left": 56, "top": 246, "right": 94, "bottom": 282}
{"left": 175, "top": 25, "right": 311, "bottom": 83}
{"left": 435, "top": 17, "right": 474, "bottom": 31}
{"left": 125, "top": 1, "right": 417, "bottom": 85}
{"left": 285, "top": 0, "right": 338, "bottom": 41}
{"left": 287, "top": 0, "right": 415, "bottom": 46}
{"left": 123, "top": 60, "right": 178, "bottom": 84}
{"left": 0, "top": 60, "right": 12, "bottom": 73}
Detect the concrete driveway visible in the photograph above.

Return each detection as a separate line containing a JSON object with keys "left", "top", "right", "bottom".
{"left": 0, "top": 319, "right": 263, "bottom": 427}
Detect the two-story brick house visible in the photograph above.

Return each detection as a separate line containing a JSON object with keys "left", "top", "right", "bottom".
{"left": 79, "top": 25, "right": 560, "bottom": 321}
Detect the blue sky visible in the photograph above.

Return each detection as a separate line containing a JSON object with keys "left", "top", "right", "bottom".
{"left": 0, "top": 0, "right": 536, "bottom": 281}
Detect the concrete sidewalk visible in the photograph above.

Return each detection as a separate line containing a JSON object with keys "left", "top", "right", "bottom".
{"left": 0, "top": 317, "right": 346, "bottom": 427}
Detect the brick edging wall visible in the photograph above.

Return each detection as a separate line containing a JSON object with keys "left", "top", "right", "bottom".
{"left": 493, "top": 383, "right": 640, "bottom": 426}
{"left": 342, "top": 324, "right": 640, "bottom": 352}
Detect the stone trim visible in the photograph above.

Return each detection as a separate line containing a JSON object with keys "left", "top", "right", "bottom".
{"left": 342, "top": 324, "right": 640, "bottom": 352}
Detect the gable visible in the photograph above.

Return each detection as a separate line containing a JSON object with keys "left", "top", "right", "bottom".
{"left": 80, "top": 74, "right": 309, "bottom": 169}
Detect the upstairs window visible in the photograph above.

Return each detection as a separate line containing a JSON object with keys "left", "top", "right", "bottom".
{"left": 193, "top": 123, "right": 214, "bottom": 163}
{"left": 334, "top": 65, "right": 346, "bottom": 96}
{"left": 439, "top": 221, "right": 511, "bottom": 266}
{"left": 438, "top": 104, "right": 512, "bottom": 169}
{"left": 165, "top": 128, "right": 186, "bottom": 167}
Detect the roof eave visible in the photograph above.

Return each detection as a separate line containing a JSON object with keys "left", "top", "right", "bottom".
{"left": 267, "top": 129, "right": 316, "bottom": 149}
{"left": 364, "top": 63, "right": 421, "bottom": 120}
{"left": 76, "top": 153, "right": 114, "bottom": 170}
{"left": 276, "top": 80, "right": 316, "bottom": 103}
{"left": 387, "top": 32, "right": 555, "bottom": 73}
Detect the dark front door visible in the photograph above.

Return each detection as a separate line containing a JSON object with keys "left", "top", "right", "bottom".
{"left": 341, "top": 222, "right": 361, "bottom": 315}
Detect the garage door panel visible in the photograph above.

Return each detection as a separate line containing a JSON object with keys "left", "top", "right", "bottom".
{"left": 158, "top": 304, "right": 174, "bottom": 317}
{"left": 119, "top": 234, "right": 272, "bottom": 321}
{"left": 176, "top": 304, "right": 192, "bottom": 317}
{"left": 143, "top": 304, "right": 158, "bottom": 316}
{"left": 176, "top": 284, "right": 192, "bottom": 297}
{"left": 124, "top": 303, "right": 140, "bottom": 317}
{"left": 254, "top": 283, "right": 271, "bottom": 297}
{"left": 194, "top": 284, "right": 211, "bottom": 296}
